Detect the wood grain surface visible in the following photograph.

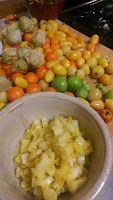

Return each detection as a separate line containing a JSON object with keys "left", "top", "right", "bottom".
{"left": 0, "top": 0, "right": 26, "bottom": 19}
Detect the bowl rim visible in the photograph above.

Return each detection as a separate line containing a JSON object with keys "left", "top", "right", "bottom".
{"left": 0, "top": 92, "right": 112, "bottom": 200}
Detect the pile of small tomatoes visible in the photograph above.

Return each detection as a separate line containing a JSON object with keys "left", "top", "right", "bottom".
{"left": 0, "top": 16, "right": 113, "bottom": 123}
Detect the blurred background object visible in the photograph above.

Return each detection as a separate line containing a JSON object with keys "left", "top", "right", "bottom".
{"left": 25, "top": 0, "right": 64, "bottom": 20}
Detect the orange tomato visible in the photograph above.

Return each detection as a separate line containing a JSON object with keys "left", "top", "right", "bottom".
{"left": 3, "top": 45, "right": 11, "bottom": 50}
{"left": 51, "top": 37, "right": 59, "bottom": 44}
{"left": 23, "top": 33, "right": 32, "bottom": 42}
{"left": 51, "top": 44, "right": 60, "bottom": 51}
{"left": 42, "top": 43, "right": 50, "bottom": 50}
{"left": 0, "top": 69, "right": 7, "bottom": 78}
{"left": 86, "top": 43, "right": 96, "bottom": 53}
{"left": 2, "top": 64, "right": 13, "bottom": 77}
{"left": 65, "top": 92, "right": 75, "bottom": 97}
{"left": 45, "top": 51, "right": 58, "bottom": 62}
{"left": 7, "top": 86, "right": 24, "bottom": 102}
{"left": 46, "top": 38, "right": 50, "bottom": 44}
{"left": 99, "top": 74, "right": 112, "bottom": 86}
{"left": 13, "top": 44, "right": 20, "bottom": 49}
{"left": 70, "top": 60, "right": 77, "bottom": 68}
{"left": 44, "top": 48, "right": 53, "bottom": 55}
{"left": 46, "top": 32, "right": 54, "bottom": 40}
{"left": 24, "top": 72, "right": 38, "bottom": 84}
{"left": 26, "top": 83, "right": 42, "bottom": 93}
{"left": 36, "top": 65, "right": 48, "bottom": 80}
{"left": 0, "top": 64, "right": 2, "bottom": 69}
{"left": 45, "top": 87, "right": 57, "bottom": 92}
{"left": 44, "top": 59, "right": 46, "bottom": 65}
{"left": 11, "top": 72, "right": 24, "bottom": 83}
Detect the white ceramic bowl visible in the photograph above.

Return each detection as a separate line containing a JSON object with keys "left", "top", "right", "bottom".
{"left": 0, "top": 92, "right": 112, "bottom": 200}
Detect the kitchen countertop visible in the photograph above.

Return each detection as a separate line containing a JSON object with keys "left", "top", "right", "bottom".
{"left": 0, "top": 10, "right": 113, "bottom": 200}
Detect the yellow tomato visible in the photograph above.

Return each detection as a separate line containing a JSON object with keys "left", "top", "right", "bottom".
{"left": 60, "top": 58, "right": 70, "bottom": 69}
{"left": 66, "top": 37, "right": 78, "bottom": 44}
{"left": 71, "top": 43, "right": 86, "bottom": 50}
{"left": 61, "top": 45, "right": 71, "bottom": 56}
{"left": 59, "top": 41, "right": 73, "bottom": 47}
{"left": 76, "top": 97, "right": 90, "bottom": 106}
{"left": 54, "top": 35, "right": 66, "bottom": 42}
{"left": 44, "top": 70, "right": 55, "bottom": 82}
{"left": 52, "top": 64, "right": 67, "bottom": 75}
{"left": 35, "top": 47, "right": 43, "bottom": 53}
{"left": 14, "top": 77, "right": 28, "bottom": 89}
{"left": 20, "top": 41, "right": 30, "bottom": 47}
{"left": 59, "top": 25, "right": 69, "bottom": 33}
{"left": 66, "top": 31, "right": 77, "bottom": 38}
{"left": 46, "top": 60, "right": 59, "bottom": 69}
{"left": 55, "top": 49, "right": 63, "bottom": 57}
{"left": 97, "top": 57, "right": 108, "bottom": 68}
{"left": 55, "top": 31, "right": 66, "bottom": 38}
{"left": 82, "top": 50, "right": 91, "bottom": 61}
{"left": 90, "top": 100, "right": 105, "bottom": 111}
{"left": 105, "top": 61, "right": 113, "bottom": 74}
{"left": 48, "top": 20, "right": 58, "bottom": 27}
{"left": 92, "top": 51, "right": 100, "bottom": 59}
{"left": 105, "top": 99, "right": 113, "bottom": 113}
{"left": 68, "top": 50, "right": 82, "bottom": 61}
{"left": 0, "top": 102, "right": 6, "bottom": 110}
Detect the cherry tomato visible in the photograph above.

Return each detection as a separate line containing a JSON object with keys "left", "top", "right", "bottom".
{"left": 26, "top": 83, "right": 42, "bottom": 93}
{"left": 39, "top": 80, "right": 49, "bottom": 91}
{"left": 77, "top": 35, "right": 85, "bottom": 43}
{"left": 99, "top": 109, "right": 113, "bottom": 123}
{"left": 24, "top": 72, "right": 38, "bottom": 84}
{"left": 23, "top": 33, "right": 32, "bottom": 42}
{"left": 42, "top": 43, "right": 50, "bottom": 50}
{"left": 2, "top": 64, "right": 13, "bottom": 77}
{"left": 61, "top": 45, "right": 71, "bottom": 56}
{"left": 52, "top": 64, "right": 67, "bottom": 76}
{"left": 45, "top": 51, "right": 58, "bottom": 61}
{"left": 86, "top": 43, "right": 96, "bottom": 53}
{"left": 46, "top": 32, "right": 54, "bottom": 40}
{"left": 52, "top": 76, "right": 67, "bottom": 92}
{"left": 90, "top": 100, "right": 105, "bottom": 111}
{"left": 97, "top": 57, "right": 108, "bottom": 68}
{"left": 36, "top": 65, "right": 48, "bottom": 80}
{"left": 51, "top": 37, "right": 59, "bottom": 44}
{"left": 91, "top": 65, "right": 104, "bottom": 79}
{"left": 3, "top": 45, "right": 11, "bottom": 50}
{"left": 60, "top": 59, "right": 70, "bottom": 69}
{"left": 5, "top": 14, "right": 20, "bottom": 24}
{"left": 86, "top": 57, "right": 97, "bottom": 69}
{"left": 75, "top": 88, "right": 88, "bottom": 99}
{"left": 0, "top": 69, "right": 7, "bottom": 78}
{"left": 45, "top": 87, "right": 57, "bottom": 92}
{"left": 68, "top": 51, "right": 82, "bottom": 61}
{"left": 105, "top": 61, "right": 113, "bottom": 74}
{"left": 65, "top": 92, "right": 75, "bottom": 97}
{"left": 105, "top": 99, "right": 113, "bottom": 113}
{"left": 90, "top": 34, "right": 99, "bottom": 45}
{"left": 104, "top": 89, "right": 113, "bottom": 99}
{"left": 11, "top": 72, "right": 24, "bottom": 83}
{"left": 92, "top": 51, "right": 100, "bottom": 59}
{"left": 59, "top": 25, "right": 69, "bottom": 33}
{"left": 67, "top": 66, "right": 77, "bottom": 76}
{"left": 67, "top": 76, "right": 82, "bottom": 92}
{"left": 88, "top": 88, "right": 102, "bottom": 101}
{"left": 76, "top": 57, "right": 85, "bottom": 69}
{"left": 44, "top": 70, "right": 55, "bottom": 82}
{"left": 70, "top": 60, "right": 77, "bottom": 68}
{"left": 99, "top": 74, "right": 112, "bottom": 86}
{"left": 13, "top": 44, "right": 20, "bottom": 49}
{"left": 7, "top": 86, "right": 24, "bottom": 102}
{"left": 76, "top": 69, "right": 85, "bottom": 80}
{"left": 82, "top": 50, "right": 91, "bottom": 61}
{"left": 14, "top": 77, "right": 28, "bottom": 89}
